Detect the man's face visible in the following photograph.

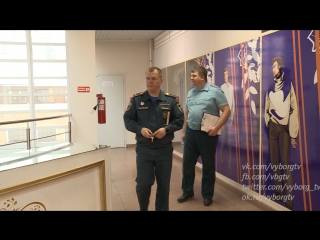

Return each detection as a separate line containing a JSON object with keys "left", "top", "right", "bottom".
{"left": 145, "top": 70, "right": 163, "bottom": 92}
{"left": 224, "top": 70, "right": 228, "bottom": 83}
{"left": 190, "top": 71, "right": 204, "bottom": 87}
{"left": 272, "top": 61, "right": 280, "bottom": 77}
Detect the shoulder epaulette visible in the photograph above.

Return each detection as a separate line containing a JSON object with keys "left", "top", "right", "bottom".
{"left": 211, "top": 84, "right": 221, "bottom": 89}
{"left": 164, "top": 92, "right": 176, "bottom": 98}
{"left": 165, "top": 92, "right": 180, "bottom": 103}
{"left": 210, "top": 84, "right": 219, "bottom": 88}
{"left": 133, "top": 91, "right": 145, "bottom": 98}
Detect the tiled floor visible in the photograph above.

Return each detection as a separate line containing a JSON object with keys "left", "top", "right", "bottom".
{"left": 109, "top": 144, "right": 275, "bottom": 211}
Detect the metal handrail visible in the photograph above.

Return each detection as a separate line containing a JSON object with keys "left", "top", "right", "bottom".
{"left": 0, "top": 114, "right": 72, "bottom": 150}
{"left": 0, "top": 114, "right": 71, "bottom": 125}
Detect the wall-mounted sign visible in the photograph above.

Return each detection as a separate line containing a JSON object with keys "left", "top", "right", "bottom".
{"left": 102, "top": 81, "right": 113, "bottom": 87}
{"left": 78, "top": 86, "right": 90, "bottom": 92}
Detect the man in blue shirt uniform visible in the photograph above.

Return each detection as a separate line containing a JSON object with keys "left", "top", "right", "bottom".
{"left": 123, "top": 67, "right": 184, "bottom": 211}
{"left": 177, "top": 66, "right": 231, "bottom": 206}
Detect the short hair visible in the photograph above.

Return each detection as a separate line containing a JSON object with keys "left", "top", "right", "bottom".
{"left": 224, "top": 67, "right": 228, "bottom": 73}
{"left": 272, "top": 56, "right": 284, "bottom": 68}
{"left": 191, "top": 66, "right": 207, "bottom": 82}
{"left": 146, "top": 67, "right": 162, "bottom": 78}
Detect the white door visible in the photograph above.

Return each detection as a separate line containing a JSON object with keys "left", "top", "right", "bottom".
{"left": 96, "top": 74, "right": 125, "bottom": 148}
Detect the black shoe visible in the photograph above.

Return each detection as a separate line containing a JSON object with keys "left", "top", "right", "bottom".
{"left": 177, "top": 194, "right": 194, "bottom": 203}
{"left": 204, "top": 198, "right": 212, "bottom": 206}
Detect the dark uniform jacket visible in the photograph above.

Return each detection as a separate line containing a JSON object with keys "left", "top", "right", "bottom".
{"left": 123, "top": 90, "right": 184, "bottom": 148}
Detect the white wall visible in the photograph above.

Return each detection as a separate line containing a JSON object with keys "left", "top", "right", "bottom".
{"left": 213, "top": 30, "right": 262, "bottom": 51}
{"left": 67, "top": 30, "right": 98, "bottom": 145}
{"left": 95, "top": 40, "right": 151, "bottom": 145}
{"left": 154, "top": 30, "right": 270, "bottom": 68}
{"left": 153, "top": 44, "right": 167, "bottom": 69}
{"left": 167, "top": 33, "right": 186, "bottom": 67}
{"left": 185, "top": 30, "right": 215, "bottom": 61}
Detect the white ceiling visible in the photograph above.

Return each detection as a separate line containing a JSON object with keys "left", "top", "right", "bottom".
{"left": 95, "top": 30, "right": 165, "bottom": 41}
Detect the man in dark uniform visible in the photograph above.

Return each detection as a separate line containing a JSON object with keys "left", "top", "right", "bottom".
{"left": 123, "top": 67, "right": 184, "bottom": 211}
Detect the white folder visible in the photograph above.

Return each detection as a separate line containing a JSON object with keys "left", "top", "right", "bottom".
{"left": 200, "top": 112, "right": 223, "bottom": 135}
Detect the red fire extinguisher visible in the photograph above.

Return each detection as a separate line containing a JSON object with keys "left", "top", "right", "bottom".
{"left": 94, "top": 94, "right": 106, "bottom": 124}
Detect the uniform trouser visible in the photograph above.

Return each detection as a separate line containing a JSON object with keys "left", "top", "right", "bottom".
{"left": 220, "top": 119, "right": 231, "bottom": 171}
{"left": 182, "top": 126, "right": 218, "bottom": 199}
{"left": 135, "top": 145, "right": 173, "bottom": 211}
{"left": 268, "top": 121, "right": 293, "bottom": 204}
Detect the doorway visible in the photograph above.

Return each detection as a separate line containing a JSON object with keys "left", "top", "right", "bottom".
{"left": 96, "top": 74, "right": 125, "bottom": 148}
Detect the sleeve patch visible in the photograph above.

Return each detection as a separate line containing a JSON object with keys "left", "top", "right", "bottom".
{"left": 126, "top": 102, "right": 132, "bottom": 111}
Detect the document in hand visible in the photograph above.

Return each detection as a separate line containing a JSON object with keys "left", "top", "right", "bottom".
{"left": 201, "top": 112, "right": 223, "bottom": 135}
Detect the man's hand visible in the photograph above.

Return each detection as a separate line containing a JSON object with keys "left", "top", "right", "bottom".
{"left": 181, "top": 132, "right": 185, "bottom": 141}
{"left": 153, "top": 127, "right": 166, "bottom": 139}
{"left": 141, "top": 127, "right": 153, "bottom": 139}
{"left": 207, "top": 127, "right": 219, "bottom": 136}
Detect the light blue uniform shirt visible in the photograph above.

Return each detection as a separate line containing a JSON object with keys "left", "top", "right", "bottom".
{"left": 186, "top": 82, "right": 228, "bottom": 130}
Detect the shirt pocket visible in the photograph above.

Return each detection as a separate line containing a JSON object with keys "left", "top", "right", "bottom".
{"left": 137, "top": 106, "right": 149, "bottom": 121}
{"left": 195, "top": 97, "right": 212, "bottom": 105}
